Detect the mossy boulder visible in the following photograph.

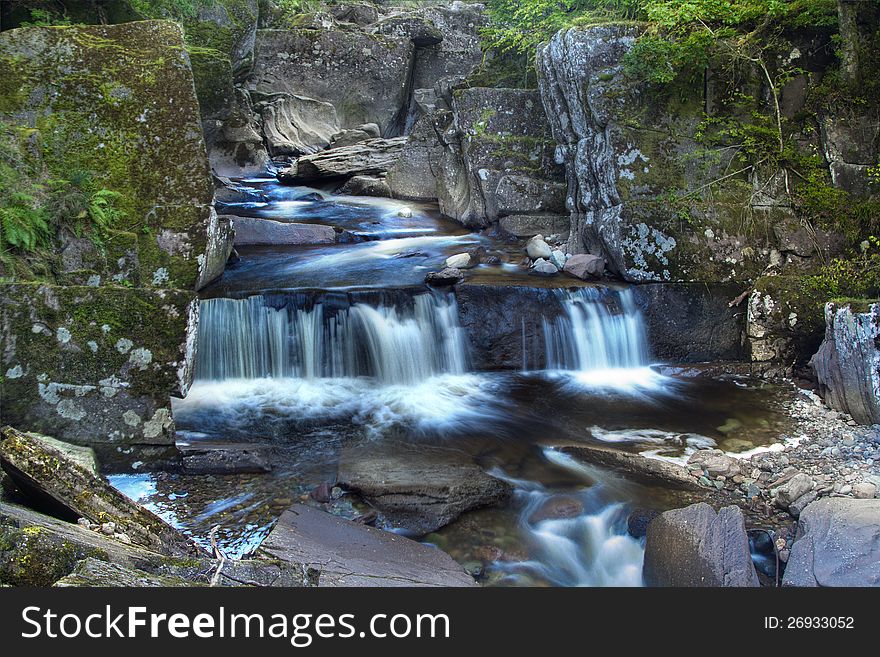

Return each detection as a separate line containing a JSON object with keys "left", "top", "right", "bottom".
{"left": 0, "top": 427, "right": 206, "bottom": 557}
{"left": 0, "top": 20, "right": 218, "bottom": 289}
{"left": 1, "top": 282, "right": 198, "bottom": 445}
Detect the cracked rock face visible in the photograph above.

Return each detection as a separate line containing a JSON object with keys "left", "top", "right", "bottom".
{"left": 811, "top": 302, "right": 880, "bottom": 425}
{"left": 535, "top": 24, "right": 829, "bottom": 284}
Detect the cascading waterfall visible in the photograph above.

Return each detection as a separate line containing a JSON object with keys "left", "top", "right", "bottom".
{"left": 195, "top": 292, "right": 469, "bottom": 384}
{"left": 543, "top": 288, "right": 650, "bottom": 371}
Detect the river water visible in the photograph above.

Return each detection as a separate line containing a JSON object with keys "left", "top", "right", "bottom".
{"left": 109, "top": 178, "right": 792, "bottom": 586}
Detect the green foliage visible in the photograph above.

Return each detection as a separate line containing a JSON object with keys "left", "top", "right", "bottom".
{"left": 803, "top": 237, "right": 880, "bottom": 300}
{"left": 0, "top": 122, "right": 124, "bottom": 274}
{"left": 20, "top": 8, "right": 73, "bottom": 27}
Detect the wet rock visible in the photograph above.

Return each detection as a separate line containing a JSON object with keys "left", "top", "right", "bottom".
{"left": 773, "top": 473, "right": 814, "bottom": 509}
{"left": 530, "top": 258, "right": 558, "bottom": 276}
{"left": 557, "top": 444, "right": 701, "bottom": 491}
{"left": 548, "top": 250, "right": 567, "bottom": 270}
{"left": 425, "top": 267, "right": 463, "bottom": 286}
{"left": 688, "top": 449, "right": 742, "bottom": 479}
{"left": 445, "top": 253, "right": 472, "bottom": 269}
{"left": 180, "top": 443, "right": 273, "bottom": 475}
{"left": 526, "top": 236, "right": 552, "bottom": 260}
{"left": 0, "top": 428, "right": 204, "bottom": 558}
{"left": 337, "top": 175, "right": 391, "bottom": 198}
{"left": 810, "top": 302, "right": 880, "bottom": 425}
{"left": 311, "top": 482, "right": 333, "bottom": 504}
{"left": 337, "top": 441, "right": 512, "bottom": 535}
{"left": 260, "top": 504, "right": 477, "bottom": 586}
{"left": 563, "top": 253, "right": 605, "bottom": 280}
{"left": 277, "top": 138, "right": 407, "bottom": 183}
{"left": 231, "top": 216, "right": 336, "bottom": 246}
{"left": 643, "top": 503, "right": 760, "bottom": 587}
{"left": 783, "top": 498, "right": 880, "bottom": 586}
{"left": 627, "top": 508, "right": 661, "bottom": 539}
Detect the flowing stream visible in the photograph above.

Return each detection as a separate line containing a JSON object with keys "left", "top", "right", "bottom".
{"left": 111, "top": 178, "right": 792, "bottom": 585}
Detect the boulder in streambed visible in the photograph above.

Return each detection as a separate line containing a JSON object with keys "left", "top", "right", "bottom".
{"left": 643, "top": 503, "right": 760, "bottom": 587}
{"left": 277, "top": 137, "right": 407, "bottom": 184}
{"left": 556, "top": 444, "right": 701, "bottom": 491}
{"left": 230, "top": 216, "right": 336, "bottom": 246}
{"left": 426, "top": 267, "right": 464, "bottom": 286}
{"left": 526, "top": 235, "right": 552, "bottom": 260}
{"left": 337, "top": 440, "right": 512, "bottom": 535}
{"left": 782, "top": 498, "right": 880, "bottom": 587}
{"left": 260, "top": 504, "right": 477, "bottom": 586}
{"left": 563, "top": 254, "right": 605, "bottom": 280}
{"left": 445, "top": 253, "right": 473, "bottom": 269}
{"left": 0, "top": 427, "right": 204, "bottom": 558}
{"left": 530, "top": 258, "right": 559, "bottom": 276}
{"left": 337, "top": 175, "right": 391, "bottom": 198}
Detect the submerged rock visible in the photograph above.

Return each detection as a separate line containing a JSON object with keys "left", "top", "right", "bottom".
{"left": 337, "top": 441, "right": 512, "bottom": 535}
{"left": 425, "top": 267, "right": 464, "bottom": 286}
{"left": 0, "top": 428, "right": 204, "bottom": 558}
{"left": 180, "top": 442, "right": 274, "bottom": 475}
{"left": 783, "top": 498, "right": 880, "bottom": 586}
{"left": 643, "top": 503, "right": 760, "bottom": 587}
{"left": 557, "top": 444, "right": 701, "bottom": 492}
{"left": 260, "top": 504, "right": 477, "bottom": 586}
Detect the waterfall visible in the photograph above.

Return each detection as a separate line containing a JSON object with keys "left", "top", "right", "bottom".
{"left": 543, "top": 288, "right": 649, "bottom": 371}
{"left": 195, "top": 293, "right": 469, "bottom": 384}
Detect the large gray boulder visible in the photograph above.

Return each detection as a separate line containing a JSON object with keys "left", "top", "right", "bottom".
{"left": 246, "top": 28, "right": 414, "bottom": 135}
{"left": 643, "top": 503, "right": 760, "bottom": 587}
{"left": 277, "top": 137, "right": 407, "bottom": 183}
{"left": 260, "top": 505, "right": 477, "bottom": 587}
{"left": 337, "top": 441, "right": 512, "bottom": 535}
{"left": 810, "top": 302, "right": 880, "bottom": 425}
{"left": 783, "top": 498, "right": 880, "bottom": 586}
{"left": 257, "top": 94, "right": 342, "bottom": 157}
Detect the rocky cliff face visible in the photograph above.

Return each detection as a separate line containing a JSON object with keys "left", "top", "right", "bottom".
{"left": 0, "top": 21, "right": 225, "bottom": 446}
{"left": 535, "top": 24, "right": 846, "bottom": 285}
{"left": 389, "top": 87, "right": 566, "bottom": 228}
{"left": 810, "top": 302, "right": 880, "bottom": 425}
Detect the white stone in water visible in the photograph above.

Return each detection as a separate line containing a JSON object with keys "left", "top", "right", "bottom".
{"left": 526, "top": 235, "right": 552, "bottom": 260}
{"left": 445, "top": 253, "right": 471, "bottom": 269}
{"left": 397, "top": 206, "right": 413, "bottom": 218}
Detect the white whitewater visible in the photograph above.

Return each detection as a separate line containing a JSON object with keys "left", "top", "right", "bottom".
{"left": 196, "top": 292, "right": 469, "bottom": 385}
{"left": 543, "top": 287, "right": 650, "bottom": 371}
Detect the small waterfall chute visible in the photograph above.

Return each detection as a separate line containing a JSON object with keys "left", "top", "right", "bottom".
{"left": 195, "top": 292, "right": 469, "bottom": 385}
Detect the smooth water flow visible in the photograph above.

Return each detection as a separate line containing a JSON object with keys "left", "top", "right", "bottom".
{"left": 543, "top": 288, "right": 650, "bottom": 371}
{"left": 196, "top": 292, "right": 469, "bottom": 384}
